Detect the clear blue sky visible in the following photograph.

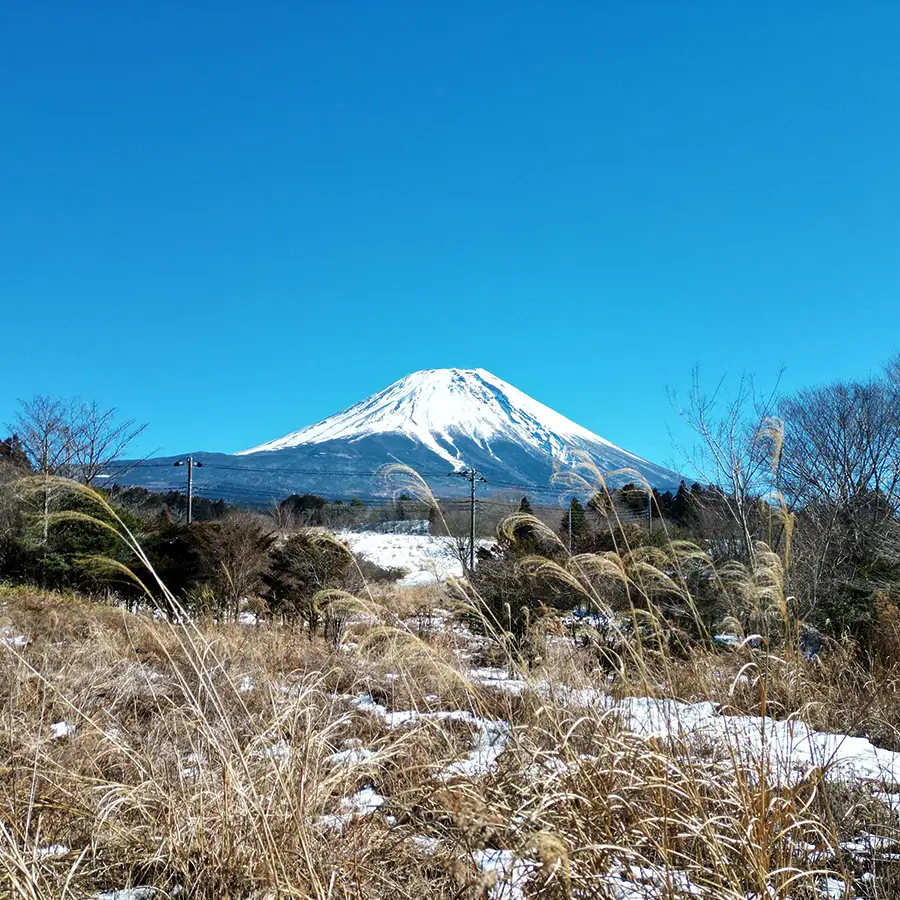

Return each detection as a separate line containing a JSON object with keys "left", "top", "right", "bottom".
{"left": 2, "top": 2, "right": 899, "bottom": 470}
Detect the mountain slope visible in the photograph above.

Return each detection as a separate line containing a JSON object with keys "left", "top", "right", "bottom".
{"left": 113, "top": 368, "right": 684, "bottom": 503}
{"left": 238, "top": 368, "right": 622, "bottom": 466}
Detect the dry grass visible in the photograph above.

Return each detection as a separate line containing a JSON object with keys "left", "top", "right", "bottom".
{"left": 2, "top": 581, "right": 900, "bottom": 900}
{"left": 3, "top": 476, "right": 900, "bottom": 899}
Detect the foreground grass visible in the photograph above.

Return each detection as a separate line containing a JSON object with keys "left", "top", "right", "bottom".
{"left": 2, "top": 582, "right": 900, "bottom": 900}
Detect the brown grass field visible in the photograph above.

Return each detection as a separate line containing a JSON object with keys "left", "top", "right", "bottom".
{"left": 3, "top": 567, "right": 900, "bottom": 900}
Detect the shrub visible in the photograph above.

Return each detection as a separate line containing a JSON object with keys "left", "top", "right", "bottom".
{"left": 265, "top": 530, "right": 354, "bottom": 632}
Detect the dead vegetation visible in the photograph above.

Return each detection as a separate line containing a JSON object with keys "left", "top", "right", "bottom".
{"left": 2, "top": 572, "right": 900, "bottom": 900}
{"left": 3, "top": 472, "right": 900, "bottom": 899}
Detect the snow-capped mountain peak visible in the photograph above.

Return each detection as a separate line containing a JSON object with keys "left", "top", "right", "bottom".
{"left": 237, "top": 367, "right": 627, "bottom": 469}
{"left": 114, "top": 368, "right": 684, "bottom": 502}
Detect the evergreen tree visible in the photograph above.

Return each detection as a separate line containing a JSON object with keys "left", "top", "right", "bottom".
{"left": 671, "top": 480, "right": 695, "bottom": 526}
{"left": 620, "top": 482, "right": 649, "bottom": 513}
{"left": 518, "top": 496, "right": 533, "bottom": 514}
{"left": 588, "top": 490, "right": 612, "bottom": 517}
{"left": 280, "top": 493, "right": 328, "bottom": 525}
{"left": 0, "top": 435, "right": 31, "bottom": 471}
{"left": 395, "top": 493, "right": 412, "bottom": 520}
{"left": 653, "top": 489, "right": 673, "bottom": 519}
{"left": 559, "top": 497, "right": 588, "bottom": 547}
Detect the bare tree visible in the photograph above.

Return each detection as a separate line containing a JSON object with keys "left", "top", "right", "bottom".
{"left": 778, "top": 372, "right": 900, "bottom": 626}
{"left": 446, "top": 532, "right": 474, "bottom": 576}
{"left": 8, "top": 394, "right": 148, "bottom": 541}
{"left": 70, "top": 399, "right": 148, "bottom": 485}
{"left": 885, "top": 354, "right": 900, "bottom": 390}
{"left": 670, "top": 368, "right": 784, "bottom": 563}
{"left": 0, "top": 437, "right": 31, "bottom": 568}
{"left": 9, "top": 394, "right": 147, "bottom": 484}
{"left": 269, "top": 499, "right": 298, "bottom": 540}
{"left": 9, "top": 396, "right": 80, "bottom": 541}
{"left": 10, "top": 395, "right": 79, "bottom": 478}
{"left": 779, "top": 378, "right": 900, "bottom": 511}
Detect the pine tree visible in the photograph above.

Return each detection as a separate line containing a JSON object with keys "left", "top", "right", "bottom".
{"left": 588, "top": 490, "right": 612, "bottom": 517}
{"left": 620, "top": 482, "right": 648, "bottom": 513}
{"left": 518, "top": 496, "right": 533, "bottom": 514}
{"left": 671, "top": 480, "right": 695, "bottom": 526}
{"left": 559, "top": 497, "right": 588, "bottom": 547}
{"left": 0, "top": 434, "right": 31, "bottom": 471}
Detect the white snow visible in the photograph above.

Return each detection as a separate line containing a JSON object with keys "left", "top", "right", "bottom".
{"left": 347, "top": 693, "right": 509, "bottom": 778}
{"left": 256, "top": 739, "right": 291, "bottom": 762}
{"left": 50, "top": 721, "right": 75, "bottom": 739}
{"left": 595, "top": 862, "right": 707, "bottom": 898}
{"left": 1, "top": 626, "right": 27, "bottom": 648}
{"left": 327, "top": 744, "right": 375, "bottom": 767}
{"left": 873, "top": 789, "right": 900, "bottom": 815}
{"left": 36, "top": 844, "right": 69, "bottom": 859}
{"left": 237, "top": 367, "right": 636, "bottom": 467}
{"left": 338, "top": 531, "right": 471, "bottom": 585}
{"left": 91, "top": 890, "right": 158, "bottom": 900}
{"left": 180, "top": 751, "right": 205, "bottom": 778}
{"left": 409, "top": 834, "right": 441, "bottom": 855}
{"left": 465, "top": 668, "right": 900, "bottom": 790}
{"left": 316, "top": 786, "right": 385, "bottom": 830}
{"left": 617, "top": 695, "right": 900, "bottom": 786}
{"left": 819, "top": 879, "right": 853, "bottom": 899}
{"left": 442, "top": 717, "right": 509, "bottom": 779}
{"left": 472, "top": 848, "right": 536, "bottom": 900}
{"left": 469, "top": 667, "right": 530, "bottom": 696}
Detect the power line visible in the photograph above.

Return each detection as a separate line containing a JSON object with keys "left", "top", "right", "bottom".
{"left": 198, "top": 463, "right": 454, "bottom": 478}
{"left": 117, "top": 461, "right": 654, "bottom": 491}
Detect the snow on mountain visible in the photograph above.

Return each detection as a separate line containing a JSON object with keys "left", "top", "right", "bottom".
{"left": 240, "top": 368, "right": 635, "bottom": 469}
{"left": 112, "top": 368, "right": 684, "bottom": 502}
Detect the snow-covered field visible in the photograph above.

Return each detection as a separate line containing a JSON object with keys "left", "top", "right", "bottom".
{"left": 337, "top": 530, "right": 471, "bottom": 585}
{"left": 470, "top": 667, "right": 900, "bottom": 792}
{"left": 316, "top": 666, "right": 900, "bottom": 900}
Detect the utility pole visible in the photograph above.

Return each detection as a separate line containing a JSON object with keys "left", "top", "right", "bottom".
{"left": 173, "top": 456, "right": 204, "bottom": 524}
{"left": 449, "top": 467, "right": 487, "bottom": 572}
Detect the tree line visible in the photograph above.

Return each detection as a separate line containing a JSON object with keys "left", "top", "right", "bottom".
{"left": 472, "top": 356, "right": 900, "bottom": 655}
{"left": 4, "top": 356, "right": 900, "bottom": 653}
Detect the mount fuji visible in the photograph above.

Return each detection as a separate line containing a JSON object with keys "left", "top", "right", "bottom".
{"left": 112, "top": 369, "right": 684, "bottom": 504}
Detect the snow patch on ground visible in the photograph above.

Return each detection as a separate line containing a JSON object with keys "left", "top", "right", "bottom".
{"left": 337, "top": 531, "right": 470, "bottom": 585}
{"left": 91, "top": 890, "right": 158, "bottom": 900}
{"left": 346, "top": 692, "right": 509, "bottom": 778}
{"left": 467, "top": 668, "right": 900, "bottom": 789}
{"left": 327, "top": 739, "right": 376, "bottom": 767}
{"left": 50, "top": 721, "right": 75, "bottom": 739}
{"left": 617, "top": 695, "right": 900, "bottom": 786}
{"left": 316, "top": 786, "right": 385, "bottom": 831}
{"left": 0, "top": 626, "right": 27, "bottom": 648}
{"left": 472, "top": 848, "right": 536, "bottom": 900}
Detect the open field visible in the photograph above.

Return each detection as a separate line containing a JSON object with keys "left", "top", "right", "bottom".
{"left": 4, "top": 572, "right": 900, "bottom": 900}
